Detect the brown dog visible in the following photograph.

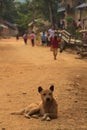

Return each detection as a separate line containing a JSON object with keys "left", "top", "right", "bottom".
{"left": 11, "top": 85, "right": 58, "bottom": 121}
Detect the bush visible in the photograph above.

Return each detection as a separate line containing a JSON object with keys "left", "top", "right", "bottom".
{"left": 76, "top": 30, "right": 82, "bottom": 40}
{"left": 65, "top": 17, "right": 76, "bottom": 35}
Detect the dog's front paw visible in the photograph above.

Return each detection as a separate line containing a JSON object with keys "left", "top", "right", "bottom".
{"left": 41, "top": 114, "right": 51, "bottom": 121}
{"left": 41, "top": 117, "right": 46, "bottom": 121}
{"left": 46, "top": 117, "right": 51, "bottom": 121}
{"left": 41, "top": 115, "right": 47, "bottom": 121}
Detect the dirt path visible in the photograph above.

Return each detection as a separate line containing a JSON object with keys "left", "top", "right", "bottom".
{"left": 0, "top": 38, "right": 87, "bottom": 130}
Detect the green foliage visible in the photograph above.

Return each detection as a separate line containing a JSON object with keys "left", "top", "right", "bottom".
{"left": 16, "top": 12, "right": 32, "bottom": 34}
{"left": 65, "top": 17, "right": 73, "bottom": 23}
{"left": 76, "top": 30, "right": 82, "bottom": 40}
{"left": 0, "top": 0, "right": 62, "bottom": 34}
{"left": 0, "top": 0, "right": 18, "bottom": 22}
{"left": 16, "top": 0, "right": 61, "bottom": 32}
{"left": 65, "top": 17, "right": 75, "bottom": 35}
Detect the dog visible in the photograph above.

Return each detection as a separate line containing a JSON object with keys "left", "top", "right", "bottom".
{"left": 11, "top": 85, "right": 58, "bottom": 121}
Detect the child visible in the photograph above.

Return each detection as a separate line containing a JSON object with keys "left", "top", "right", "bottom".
{"left": 41, "top": 32, "right": 47, "bottom": 46}
{"left": 46, "top": 31, "right": 50, "bottom": 46}
{"left": 29, "top": 31, "right": 36, "bottom": 47}
{"left": 23, "top": 33, "right": 28, "bottom": 45}
{"left": 51, "top": 33, "right": 61, "bottom": 60}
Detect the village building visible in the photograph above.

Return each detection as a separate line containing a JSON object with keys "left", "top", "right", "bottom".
{"left": 0, "top": 19, "right": 18, "bottom": 38}
{"left": 75, "top": 2, "right": 87, "bottom": 29}
{"left": 57, "top": 0, "right": 87, "bottom": 29}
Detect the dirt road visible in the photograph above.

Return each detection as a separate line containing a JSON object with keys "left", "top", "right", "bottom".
{"left": 0, "top": 38, "right": 87, "bottom": 130}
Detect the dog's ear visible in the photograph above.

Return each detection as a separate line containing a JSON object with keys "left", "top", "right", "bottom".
{"left": 49, "top": 85, "right": 54, "bottom": 91}
{"left": 38, "top": 86, "right": 43, "bottom": 93}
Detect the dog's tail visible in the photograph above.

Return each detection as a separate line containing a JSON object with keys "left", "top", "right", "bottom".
{"left": 11, "top": 109, "right": 25, "bottom": 115}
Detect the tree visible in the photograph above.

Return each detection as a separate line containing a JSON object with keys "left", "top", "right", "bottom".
{"left": 0, "top": 0, "right": 62, "bottom": 34}
{"left": 14, "top": 1, "right": 33, "bottom": 34}
{"left": 0, "top": 0, "right": 18, "bottom": 22}
{"left": 30, "top": 0, "right": 62, "bottom": 25}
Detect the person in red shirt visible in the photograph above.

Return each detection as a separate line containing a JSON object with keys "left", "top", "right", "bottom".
{"left": 51, "top": 33, "right": 61, "bottom": 60}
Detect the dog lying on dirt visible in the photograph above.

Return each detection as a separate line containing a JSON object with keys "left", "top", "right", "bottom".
{"left": 11, "top": 85, "right": 58, "bottom": 121}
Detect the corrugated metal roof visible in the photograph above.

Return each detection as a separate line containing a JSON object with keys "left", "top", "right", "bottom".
{"left": 0, "top": 24, "right": 8, "bottom": 29}
{"left": 76, "top": 3, "right": 87, "bottom": 9}
{"left": 4, "top": 21, "right": 17, "bottom": 30}
{"left": 57, "top": 7, "right": 65, "bottom": 13}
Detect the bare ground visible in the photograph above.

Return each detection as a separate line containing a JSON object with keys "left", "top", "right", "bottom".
{"left": 0, "top": 37, "right": 87, "bottom": 130}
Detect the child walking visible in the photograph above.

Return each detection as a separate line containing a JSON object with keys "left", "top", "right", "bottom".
{"left": 51, "top": 33, "right": 61, "bottom": 60}
{"left": 23, "top": 33, "right": 28, "bottom": 45}
{"left": 29, "top": 31, "right": 36, "bottom": 47}
{"left": 41, "top": 32, "right": 47, "bottom": 46}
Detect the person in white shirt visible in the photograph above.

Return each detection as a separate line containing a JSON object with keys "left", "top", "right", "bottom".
{"left": 48, "top": 25, "right": 55, "bottom": 39}
{"left": 48, "top": 25, "right": 55, "bottom": 46}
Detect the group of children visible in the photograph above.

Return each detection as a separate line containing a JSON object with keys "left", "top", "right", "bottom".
{"left": 22, "top": 25, "right": 62, "bottom": 60}
{"left": 23, "top": 31, "right": 36, "bottom": 47}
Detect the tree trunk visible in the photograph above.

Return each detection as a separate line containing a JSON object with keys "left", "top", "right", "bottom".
{"left": 48, "top": 1, "right": 53, "bottom": 25}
